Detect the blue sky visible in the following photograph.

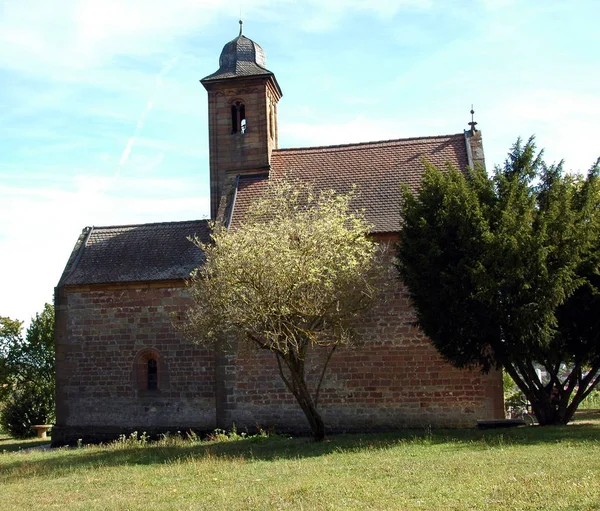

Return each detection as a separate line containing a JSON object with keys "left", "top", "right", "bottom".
{"left": 1, "top": 0, "right": 599, "bottom": 326}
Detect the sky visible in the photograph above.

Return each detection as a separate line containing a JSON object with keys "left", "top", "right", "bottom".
{"left": 1, "top": 0, "right": 599, "bottom": 328}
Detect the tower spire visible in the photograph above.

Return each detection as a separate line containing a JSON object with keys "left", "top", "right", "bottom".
{"left": 468, "top": 104, "right": 478, "bottom": 132}
{"left": 201, "top": 25, "right": 282, "bottom": 220}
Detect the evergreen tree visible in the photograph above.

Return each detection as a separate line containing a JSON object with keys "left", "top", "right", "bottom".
{"left": 397, "top": 137, "right": 600, "bottom": 425}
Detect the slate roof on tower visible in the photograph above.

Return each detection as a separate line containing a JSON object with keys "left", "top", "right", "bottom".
{"left": 227, "top": 133, "right": 470, "bottom": 233}
{"left": 201, "top": 21, "right": 276, "bottom": 83}
{"left": 58, "top": 220, "right": 210, "bottom": 286}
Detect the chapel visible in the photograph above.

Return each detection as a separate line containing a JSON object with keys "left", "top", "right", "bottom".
{"left": 53, "top": 24, "right": 504, "bottom": 445}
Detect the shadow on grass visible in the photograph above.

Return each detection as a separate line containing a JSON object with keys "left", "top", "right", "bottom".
{"left": 0, "top": 435, "right": 51, "bottom": 453}
{"left": 1, "top": 413, "right": 598, "bottom": 483}
{"left": 572, "top": 409, "right": 600, "bottom": 422}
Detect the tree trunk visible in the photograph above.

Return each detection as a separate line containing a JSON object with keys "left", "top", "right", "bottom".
{"left": 530, "top": 401, "right": 569, "bottom": 425}
{"left": 505, "top": 363, "right": 591, "bottom": 426}
{"left": 276, "top": 353, "right": 326, "bottom": 441}
{"left": 292, "top": 383, "right": 326, "bottom": 441}
{"left": 533, "top": 388, "right": 591, "bottom": 425}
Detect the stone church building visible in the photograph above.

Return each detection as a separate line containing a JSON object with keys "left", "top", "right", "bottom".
{"left": 53, "top": 25, "right": 503, "bottom": 445}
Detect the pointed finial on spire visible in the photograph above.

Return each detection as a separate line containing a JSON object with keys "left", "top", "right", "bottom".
{"left": 468, "top": 104, "right": 478, "bottom": 132}
{"left": 239, "top": 18, "right": 243, "bottom": 36}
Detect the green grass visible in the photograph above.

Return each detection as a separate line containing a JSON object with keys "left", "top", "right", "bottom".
{"left": 1, "top": 412, "right": 600, "bottom": 511}
{"left": 0, "top": 431, "right": 51, "bottom": 453}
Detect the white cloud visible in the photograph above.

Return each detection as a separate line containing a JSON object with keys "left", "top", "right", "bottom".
{"left": 0, "top": 1, "right": 219, "bottom": 76}
{"left": 484, "top": 89, "right": 600, "bottom": 173}
{"left": 0, "top": 0, "right": 438, "bottom": 74}
{"left": 301, "top": 0, "right": 432, "bottom": 31}
{"left": 280, "top": 112, "right": 459, "bottom": 148}
{"left": 281, "top": 116, "right": 407, "bottom": 147}
{"left": 476, "top": 0, "right": 518, "bottom": 11}
{"left": 0, "top": 175, "right": 209, "bottom": 325}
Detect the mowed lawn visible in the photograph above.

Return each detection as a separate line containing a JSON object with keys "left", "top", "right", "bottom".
{"left": 1, "top": 412, "right": 599, "bottom": 511}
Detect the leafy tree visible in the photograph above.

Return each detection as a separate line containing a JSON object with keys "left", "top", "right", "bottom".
{"left": 1, "top": 381, "right": 55, "bottom": 438}
{"left": 397, "top": 137, "right": 600, "bottom": 425}
{"left": 185, "top": 178, "right": 385, "bottom": 440}
{"left": 0, "top": 316, "right": 24, "bottom": 399}
{"left": 0, "top": 304, "right": 55, "bottom": 436}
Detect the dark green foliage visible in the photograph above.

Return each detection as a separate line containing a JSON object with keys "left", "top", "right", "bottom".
{"left": 0, "top": 316, "right": 23, "bottom": 397}
{"left": 0, "top": 304, "right": 55, "bottom": 437}
{"left": 0, "top": 381, "right": 55, "bottom": 438}
{"left": 397, "top": 137, "right": 600, "bottom": 425}
{"left": 16, "top": 303, "right": 55, "bottom": 386}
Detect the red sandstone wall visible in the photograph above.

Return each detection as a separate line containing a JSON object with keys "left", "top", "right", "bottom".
{"left": 205, "top": 76, "right": 280, "bottom": 219}
{"left": 55, "top": 275, "right": 503, "bottom": 443}
{"left": 55, "top": 285, "right": 216, "bottom": 441}
{"left": 217, "top": 267, "right": 504, "bottom": 433}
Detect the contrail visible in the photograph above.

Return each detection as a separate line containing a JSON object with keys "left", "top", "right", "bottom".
{"left": 117, "top": 57, "right": 178, "bottom": 175}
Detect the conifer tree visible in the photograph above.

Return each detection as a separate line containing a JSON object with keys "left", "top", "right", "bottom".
{"left": 397, "top": 137, "right": 600, "bottom": 425}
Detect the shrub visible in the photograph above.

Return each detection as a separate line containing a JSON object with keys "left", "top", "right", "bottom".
{"left": 580, "top": 389, "right": 600, "bottom": 410}
{"left": 205, "top": 424, "right": 274, "bottom": 443}
{"left": 0, "top": 382, "right": 55, "bottom": 438}
{"left": 503, "top": 371, "right": 528, "bottom": 416}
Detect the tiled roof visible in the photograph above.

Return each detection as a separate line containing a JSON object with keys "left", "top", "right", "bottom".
{"left": 230, "top": 134, "right": 469, "bottom": 233}
{"left": 58, "top": 220, "right": 210, "bottom": 286}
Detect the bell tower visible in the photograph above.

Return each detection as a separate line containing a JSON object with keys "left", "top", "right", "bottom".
{"left": 201, "top": 21, "right": 282, "bottom": 220}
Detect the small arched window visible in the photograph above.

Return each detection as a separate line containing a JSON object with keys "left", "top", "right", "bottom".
{"left": 133, "top": 348, "right": 168, "bottom": 392}
{"left": 147, "top": 359, "right": 158, "bottom": 390}
{"left": 231, "top": 101, "right": 246, "bottom": 134}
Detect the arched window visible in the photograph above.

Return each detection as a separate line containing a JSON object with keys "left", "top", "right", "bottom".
{"left": 147, "top": 359, "right": 158, "bottom": 390}
{"left": 133, "top": 348, "right": 168, "bottom": 392}
{"left": 231, "top": 101, "right": 246, "bottom": 134}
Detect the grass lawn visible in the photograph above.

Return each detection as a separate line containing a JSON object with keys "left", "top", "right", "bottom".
{"left": 1, "top": 411, "right": 599, "bottom": 511}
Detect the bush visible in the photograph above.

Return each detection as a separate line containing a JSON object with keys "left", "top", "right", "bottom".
{"left": 503, "top": 371, "right": 528, "bottom": 417}
{"left": 580, "top": 389, "right": 600, "bottom": 410}
{"left": 0, "top": 382, "right": 55, "bottom": 438}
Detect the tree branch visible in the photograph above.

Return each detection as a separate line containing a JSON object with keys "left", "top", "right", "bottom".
{"left": 314, "top": 344, "right": 337, "bottom": 407}
{"left": 276, "top": 353, "right": 294, "bottom": 395}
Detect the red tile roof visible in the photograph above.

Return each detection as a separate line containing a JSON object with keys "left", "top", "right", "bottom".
{"left": 230, "top": 134, "right": 469, "bottom": 233}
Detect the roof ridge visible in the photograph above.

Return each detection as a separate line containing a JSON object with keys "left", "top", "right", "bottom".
{"left": 90, "top": 219, "right": 210, "bottom": 230}
{"left": 273, "top": 133, "right": 464, "bottom": 154}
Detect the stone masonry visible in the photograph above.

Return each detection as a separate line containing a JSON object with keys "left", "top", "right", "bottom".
{"left": 53, "top": 284, "right": 215, "bottom": 444}
{"left": 54, "top": 244, "right": 502, "bottom": 444}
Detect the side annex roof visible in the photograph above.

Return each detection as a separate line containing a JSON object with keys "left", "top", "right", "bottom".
{"left": 58, "top": 219, "right": 210, "bottom": 286}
